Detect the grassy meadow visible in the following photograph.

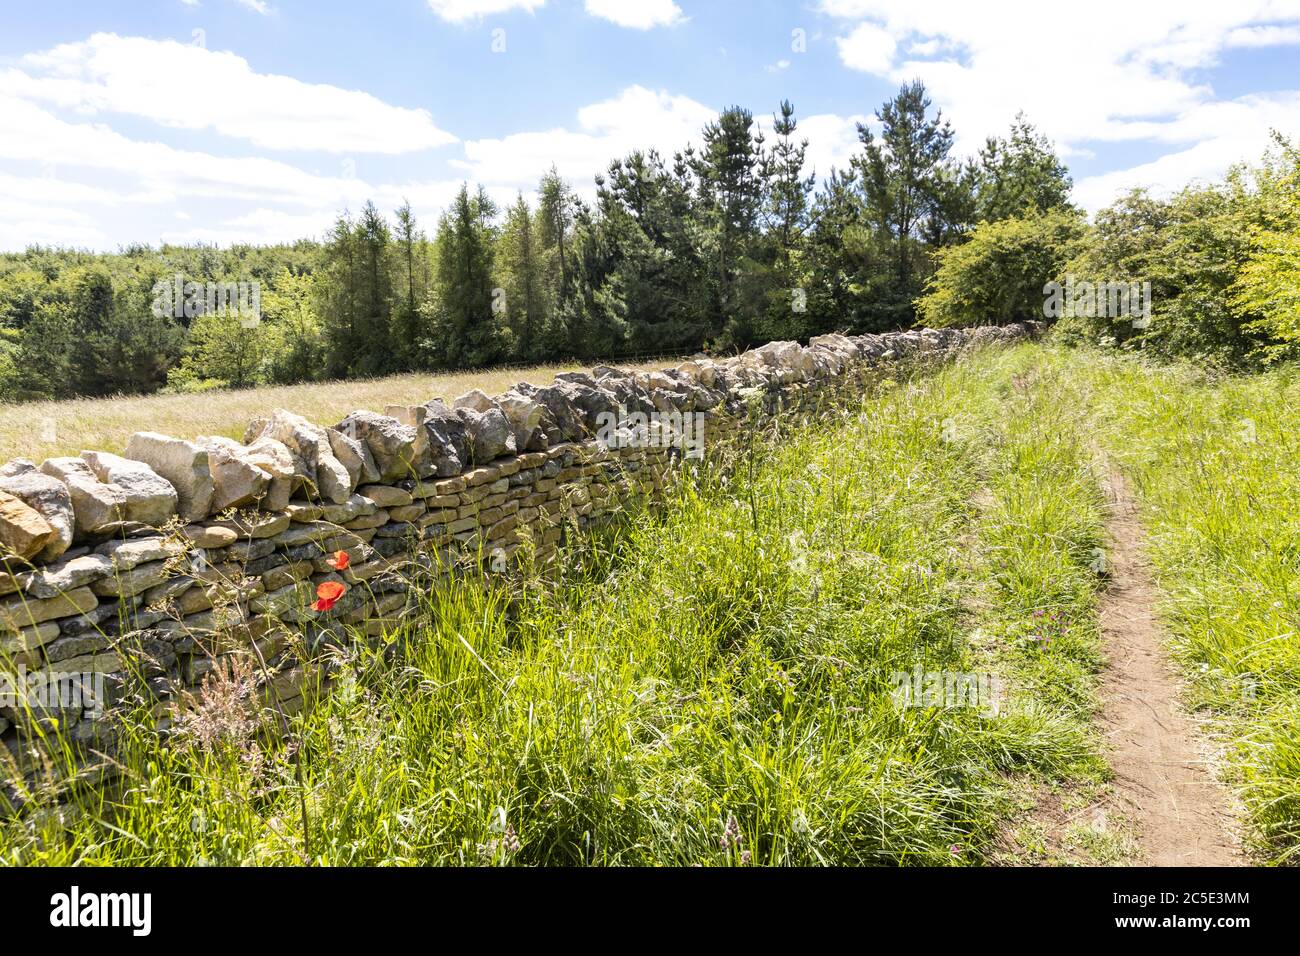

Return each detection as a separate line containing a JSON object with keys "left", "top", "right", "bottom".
{"left": 4, "top": 338, "right": 1298, "bottom": 865}
{"left": 1, "top": 342, "right": 1113, "bottom": 865}
{"left": 0, "top": 360, "right": 659, "bottom": 463}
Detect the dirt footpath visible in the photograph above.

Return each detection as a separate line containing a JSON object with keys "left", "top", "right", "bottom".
{"left": 1095, "top": 467, "right": 1243, "bottom": 866}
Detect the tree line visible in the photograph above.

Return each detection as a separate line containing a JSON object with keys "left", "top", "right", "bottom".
{"left": 15, "top": 77, "right": 1287, "bottom": 403}
{"left": 918, "top": 131, "right": 1300, "bottom": 366}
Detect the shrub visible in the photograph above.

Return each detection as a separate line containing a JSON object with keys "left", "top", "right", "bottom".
{"left": 1234, "top": 229, "right": 1300, "bottom": 362}
{"left": 1231, "top": 138, "right": 1300, "bottom": 364}
{"left": 916, "top": 209, "right": 1086, "bottom": 328}
{"left": 1063, "top": 139, "right": 1299, "bottom": 366}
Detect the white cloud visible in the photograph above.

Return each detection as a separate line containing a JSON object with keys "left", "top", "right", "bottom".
{"left": 584, "top": 0, "right": 684, "bottom": 29}
{"left": 8, "top": 33, "right": 455, "bottom": 154}
{"left": 819, "top": 0, "right": 1300, "bottom": 206}
{"left": 426, "top": 0, "right": 545, "bottom": 22}
{"left": 0, "top": 71, "right": 877, "bottom": 251}
{"left": 0, "top": 170, "right": 161, "bottom": 208}
{"left": 793, "top": 112, "right": 872, "bottom": 180}
{"left": 457, "top": 85, "right": 868, "bottom": 205}
{"left": 0, "top": 172, "right": 118, "bottom": 249}
{"left": 1073, "top": 91, "right": 1300, "bottom": 211}
{"left": 156, "top": 180, "right": 528, "bottom": 246}
{"left": 0, "top": 203, "right": 110, "bottom": 251}
{"left": 0, "top": 88, "right": 512, "bottom": 248}
{"left": 1225, "top": 24, "right": 1300, "bottom": 47}
{"left": 160, "top": 207, "right": 341, "bottom": 246}
{"left": 0, "top": 91, "right": 373, "bottom": 209}
{"left": 835, "top": 22, "right": 895, "bottom": 74}
{"left": 234, "top": 0, "right": 272, "bottom": 14}
{"left": 453, "top": 85, "right": 716, "bottom": 192}
{"left": 14, "top": 3, "right": 1297, "bottom": 252}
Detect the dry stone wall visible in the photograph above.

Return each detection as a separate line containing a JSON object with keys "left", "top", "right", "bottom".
{"left": 0, "top": 323, "right": 1036, "bottom": 776}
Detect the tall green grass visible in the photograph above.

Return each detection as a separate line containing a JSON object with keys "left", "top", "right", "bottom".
{"left": 0, "top": 344, "right": 1110, "bottom": 866}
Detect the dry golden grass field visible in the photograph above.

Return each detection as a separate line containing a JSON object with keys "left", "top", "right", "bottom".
{"left": 0, "top": 360, "right": 661, "bottom": 463}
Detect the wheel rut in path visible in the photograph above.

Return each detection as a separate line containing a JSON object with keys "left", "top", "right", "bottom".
{"left": 1095, "top": 466, "right": 1243, "bottom": 866}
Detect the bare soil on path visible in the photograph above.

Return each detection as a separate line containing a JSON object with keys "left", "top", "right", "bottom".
{"left": 1089, "top": 467, "right": 1244, "bottom": 866}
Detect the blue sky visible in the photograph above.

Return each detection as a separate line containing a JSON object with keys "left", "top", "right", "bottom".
{"left": 2, "top": 0, "right": 1299, "bottom": 250}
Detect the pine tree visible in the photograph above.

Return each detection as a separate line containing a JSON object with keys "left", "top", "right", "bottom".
{"left": 354, "top": 200, "right": 394, "bottom": 375}
{"left": 764, "top": 100, "right": 815, "bottom": 270}
{"left": 392, "top": 200, "right": 430, "bottom": 370}
{"left": 591, "top": 150, "right": 708, "bottom": 355}
{"left": 537, "top": 166, "right": 574, "bottom": 298}
{"left": 852, "top": 80, "right": 969, "bottom": 325}
{"left": 693, "top": 106, "right": 765, "bottom": 345}
{"left": 805, "top": 167, "right": 889, "bottom": 332}
{"left": 974, "top": 113, "right": 1074, "bottom": 222}
{"left": 537, "top": 167, "right": 578, "bottom": 353}
{"left": 561, "top": 199, "right": 629, "bottom": 358}
{"left": 317, "top": 211, "right": 361, "bottom": 378}
{"left": 499, "top": 194, "right": 546, "bottom": 361}
{"left": 430, "top": 185, "right": 505, "bottom": 368}
{"left": 756, "top": 100, "right": 816, "bottom": 341}
{"left": 61, "top": 267, "right": 183, "bottom": 395}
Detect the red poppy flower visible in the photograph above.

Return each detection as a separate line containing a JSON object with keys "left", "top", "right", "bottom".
{"left": 326, "top": 549, "right": 351, "bottom": 571}
{"left": 311, "top": 580, "right": 347, "bottom": 612}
